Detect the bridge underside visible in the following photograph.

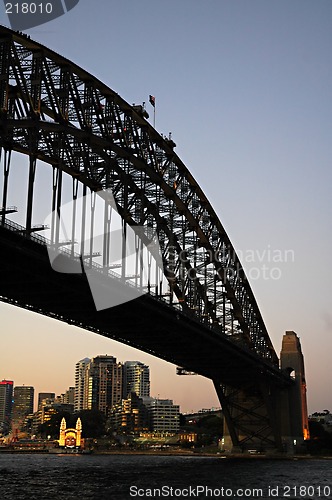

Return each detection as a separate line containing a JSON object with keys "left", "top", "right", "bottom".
{"left": 0, "top": 224, "right": 281, "bottom": 388}
{"left": 0, "top": 224, "right": 293, "bottom": 452}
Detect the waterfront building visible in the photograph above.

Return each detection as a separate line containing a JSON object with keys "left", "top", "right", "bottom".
{"left": 142, "top": 397, "right": 180, "bottom": 433}
{"left": 12, "top": 385, "right": 34, "bottom": 431}
{"left": 0, "top": 380, "right": 14, "bottom": 434}
{"left": 74, "top": 357, "right": 90, "bottom": 412}
{"left": 84, "top": 355, "right": 123, "bottom": 416}
{"left": 123, "top": 361, "right": 150, "bottom": 398}
{"left": 109, "top": 392, "right": 149, "bottom": 433}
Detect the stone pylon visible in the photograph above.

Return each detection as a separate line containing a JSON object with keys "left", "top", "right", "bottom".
{"left": 279, "top": 331, "right": 310, "bottom": 453}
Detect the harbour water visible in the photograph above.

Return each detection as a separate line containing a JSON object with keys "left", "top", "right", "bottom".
{"left": 0, "top": 453, "right": 331, "bottom": 499}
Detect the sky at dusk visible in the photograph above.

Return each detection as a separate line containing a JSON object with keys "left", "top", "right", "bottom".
{"left": 0, "top": 0, "right": 331, "bottom": 414}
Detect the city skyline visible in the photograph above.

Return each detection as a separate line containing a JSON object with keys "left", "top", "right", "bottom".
{"left": 0, "top": 1, "right": 331, "bottom": 415}
{"left": 1, "top": 353, "right": 190, "bottom": 415}
{"left": 1, "top": 355, "right": 183, "bottom": 437}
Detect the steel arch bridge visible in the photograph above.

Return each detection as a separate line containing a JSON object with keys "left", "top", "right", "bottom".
{"left": 0, "top": 26, "right": 308, "bottom": 453}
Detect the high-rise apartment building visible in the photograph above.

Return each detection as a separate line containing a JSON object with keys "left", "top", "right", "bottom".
{"left": 0, "top": 380, "right": 14, "bottom": 434}
{"left": 12, "top": 386, "right": 34, "bottom": 430}
{"left": 84, "top": 355, "right": 122, "bottom": 416}
{"left": 65, "top": 386, "right": 75, "bottom": 405}
{"left": 123, "top": 361, "right": 150, "bottom": 399}
{"left": 38, "top": 392, "right": 55, "bottom": 410}
{"left": 56, "top": 387, "right": 75, "bottom": 405}
{"left": 75, "top": 358, "right": 90, "bottom": 412}
{"left": 109, "top": 392, "right": 149, "bottom": 433}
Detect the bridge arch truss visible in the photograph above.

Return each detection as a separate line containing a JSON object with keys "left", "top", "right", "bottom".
{"left": 0, "top": 26, "right": 277, "bottom": 367}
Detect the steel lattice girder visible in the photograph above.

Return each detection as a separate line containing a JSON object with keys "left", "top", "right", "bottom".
{"left": 213, "top": 380, "right": 282, "bottom": 449}
{"left": 0, "top": 26, "right": 278, "bottom": 365}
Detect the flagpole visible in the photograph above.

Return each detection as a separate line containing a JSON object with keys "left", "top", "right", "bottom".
{"left": 149, "top": 95, "right": 156, "bottom": 128}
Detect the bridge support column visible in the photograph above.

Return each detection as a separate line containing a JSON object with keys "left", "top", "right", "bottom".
{"left": 279, "top": 331, "right": 309, "bottom": 454}
{"left": 213, "top": 381, "right": 240, "bottom": 452}
{"left": 214, "top": 331, "right": 309, "bottom": 455}
{"left": 213, "top": 380, "right": 281, "bottom": 454}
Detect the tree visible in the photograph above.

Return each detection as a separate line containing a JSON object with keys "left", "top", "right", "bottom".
{"left": 75, "top": 410, "right": 106, "bottom": 438}
{"left": 197, "top": 415, "right": 223, "bottom": 437}
{"left": 308, "top": 421, "right": 332, "bottom": 455}
{"left": 39, "top": 411, "right": 72, "bottom": 439}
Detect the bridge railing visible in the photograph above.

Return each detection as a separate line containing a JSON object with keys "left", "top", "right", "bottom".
{"left": 0, "top": 215, "right": 179, "bottom": 303}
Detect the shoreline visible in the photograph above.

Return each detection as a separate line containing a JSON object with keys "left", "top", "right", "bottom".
{"left": 0, "top": 448, "right": 332, "bottom": 460}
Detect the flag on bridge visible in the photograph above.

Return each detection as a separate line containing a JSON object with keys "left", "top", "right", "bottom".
{"left": 149, "top": 95, "right": 155, "bottom": 108}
